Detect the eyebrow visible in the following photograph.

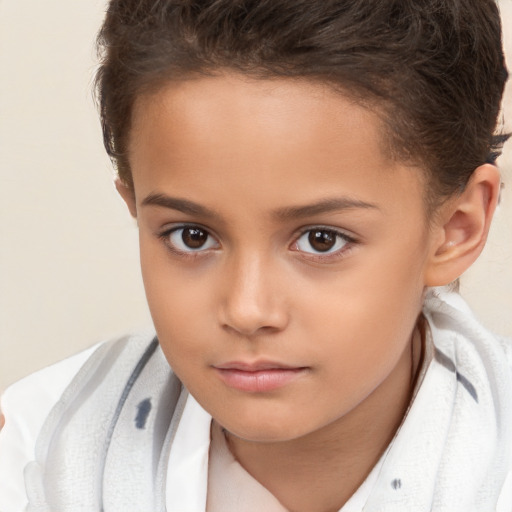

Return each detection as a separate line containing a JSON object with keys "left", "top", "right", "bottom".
{"left": 141, "top": 193, "right": 379, "bottom": 221}
{"left": 273, "top": 197, "right": 379, "bottom": 221}
{"left": 141, "top": 193, "right": 222, "bottom": 220}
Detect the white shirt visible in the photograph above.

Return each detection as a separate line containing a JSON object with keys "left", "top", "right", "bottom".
{"left": 0, "top": 344, "right": 384, "bottom": 512}
{"left": 3, "top": 288, "right": 512, "bottom": 512}
{"left": 0, "top": 344, "right": 98, "bottom": 510}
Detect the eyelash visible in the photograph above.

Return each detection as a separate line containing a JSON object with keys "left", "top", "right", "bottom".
{"left": 157, "top": 224, "right": 357, "bottom": 262}
{"left": 158, "top": 224, "right": 220, "bottom": 259}
{"left": 291, "top": 226, "right": 357, "bottom": 262}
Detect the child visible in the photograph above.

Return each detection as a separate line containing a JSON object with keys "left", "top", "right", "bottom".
{"left": 0, "top": 0, "right": 511, "bottom": 510}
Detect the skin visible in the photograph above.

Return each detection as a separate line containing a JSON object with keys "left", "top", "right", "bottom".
{"left": 119, "top": 73, "right": 500, "bottom": 512}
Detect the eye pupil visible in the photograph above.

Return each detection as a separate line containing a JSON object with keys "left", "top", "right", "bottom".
{"left": 308, "top": 230, "right": 336, "bottom": 252}
{"left": 182, "top": 227, "right": 208, "bottom": 249}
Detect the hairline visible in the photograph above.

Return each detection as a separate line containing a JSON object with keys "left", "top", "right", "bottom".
{"left": 114, "top": 66, "right": 447, "bottom": 219}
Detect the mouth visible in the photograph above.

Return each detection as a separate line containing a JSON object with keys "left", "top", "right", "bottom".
{"left": 213, "top": 361, "right": 309, "bottom": 393}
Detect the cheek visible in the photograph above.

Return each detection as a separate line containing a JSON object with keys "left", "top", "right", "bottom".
{"left": 139, "top": 240, "right": 213, "bottom": 355}
{"left": 302, "top": 245, "right": 425, "bottom": 320}
{"left": 299, "top": 239, "right": 427, "bottom": 365}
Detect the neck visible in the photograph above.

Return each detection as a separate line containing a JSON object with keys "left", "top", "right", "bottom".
{"left": 224, "top": 324, "right": 423, "bottom": 512}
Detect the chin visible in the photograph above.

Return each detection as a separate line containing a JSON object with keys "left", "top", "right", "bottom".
{"left": 220, "top": 417, "right": 313, "bottom": 444}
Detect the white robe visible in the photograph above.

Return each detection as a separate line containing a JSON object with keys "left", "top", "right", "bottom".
{"left": 1, "top": 288, "right": 512, "bottom": 511}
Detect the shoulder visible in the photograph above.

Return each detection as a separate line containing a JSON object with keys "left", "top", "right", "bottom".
{"left": 0, "top": 330, "right": 156, "bottom": 512}
{"left": 0, "top": 341, "right": 103, "bottom": 451}
{"left": 424, "top": 286, "right": 511, "bottom": 345}
{"left": 423, "top": 286, "right": 512, "bottom": 413}
{"left": 0, "top": 343, "right": 99, "bottom": 511}
{"left": 1, "top": 342, "right": 103, "bottom": 422}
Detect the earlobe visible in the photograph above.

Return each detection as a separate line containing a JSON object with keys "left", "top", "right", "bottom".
{"left": 424, "top": 164, "right": 501, "bottom": 287}
{"left": 115, "top": 178, "right": 137, "bottom": 218}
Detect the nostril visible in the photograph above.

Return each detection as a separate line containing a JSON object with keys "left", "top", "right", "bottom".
{"left": 220, "top": 300, "right": 290, "bottom": 336}
{"left": 221, "top": 322, "right": 283, "bottom": 338}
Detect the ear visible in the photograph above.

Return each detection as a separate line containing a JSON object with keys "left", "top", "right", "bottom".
{"left": 115, "top": 178, "right": 137, "bottom": 218}
{"left": 424, "top": 164, "right": 501, "bottom": 286}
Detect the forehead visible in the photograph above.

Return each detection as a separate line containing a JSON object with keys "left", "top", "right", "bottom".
{"left": 128, "top": 73, "right": 426, "bottom": 217}
{"left": 131, "top": 73, "right": 383, "bottom": 161}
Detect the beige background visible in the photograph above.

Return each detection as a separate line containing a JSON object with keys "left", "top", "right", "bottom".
{"left": 0, "top": 1, "right": 511, "bottom": 392}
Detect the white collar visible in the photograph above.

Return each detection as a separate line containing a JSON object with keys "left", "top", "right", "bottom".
{"left": 166, "top": 392, "right": 212, "bottom": 512}
{"left": 164, "top": 392, "right": 385, "bottom": 512}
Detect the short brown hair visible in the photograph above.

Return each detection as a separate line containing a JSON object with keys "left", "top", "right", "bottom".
{"left": 96, "top": 0, "right": 509, "bottom": 204}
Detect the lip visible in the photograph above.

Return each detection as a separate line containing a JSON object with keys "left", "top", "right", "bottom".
{"left": 214, "top": 360, "right": 308, "bottom": 392}
{"left": 215, "top": 360, "right": 300, "bottom": 371}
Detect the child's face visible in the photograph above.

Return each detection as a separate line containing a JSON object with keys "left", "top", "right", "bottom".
{"left": 127, "top": 74, "right": 437, "bottom": 442}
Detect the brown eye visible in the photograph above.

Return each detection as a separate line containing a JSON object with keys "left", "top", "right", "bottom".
{"left": 308, "top": 230, "right": 337, "bottom": 252}
{"left": 294, "top": 228, "right": 351, "bottom": 256}
{"left": 182, "top": 227, "right": 208, "bottom": 249}
{"left": 166, "top": 226, "right": 219, "bottom": 253}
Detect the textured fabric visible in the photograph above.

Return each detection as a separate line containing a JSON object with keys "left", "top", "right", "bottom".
{"left": 0, "top": 344, "right": 99, "bottom": 512}
{"left": 361, "top": 289, "right": 512, "bottom": 511}
{"left": 1, "top": 289, "right": 511, "bottom": 511}
{"left": 23, "top": 334, "right": 183, "bottom": 512}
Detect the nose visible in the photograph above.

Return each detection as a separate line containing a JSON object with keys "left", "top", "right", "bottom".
{"left": 219, "top": 253, "right": 289, "bottom": 337}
